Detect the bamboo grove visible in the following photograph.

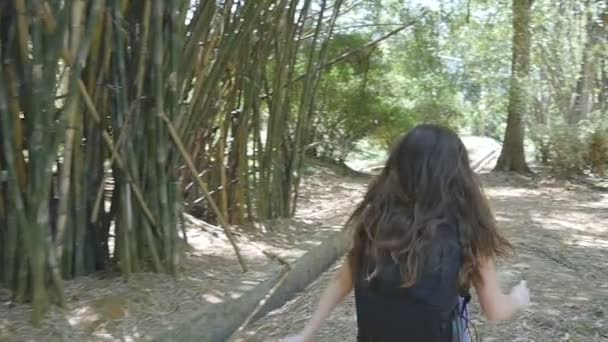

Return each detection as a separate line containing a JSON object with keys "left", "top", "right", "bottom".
{"left": 0, "top": 0, "right": 344, "bottom": 324}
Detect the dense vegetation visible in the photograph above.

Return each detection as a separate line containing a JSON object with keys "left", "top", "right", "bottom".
{"left": 0, "top": 0, "right": 606, "bottom": 324}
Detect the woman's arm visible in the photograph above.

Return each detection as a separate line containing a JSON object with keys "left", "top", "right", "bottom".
{"left": 474, "top": 258, "right": 530, "bottom": 322}
{"left": 284, "top": 260, "right": 354, "bottom": 341}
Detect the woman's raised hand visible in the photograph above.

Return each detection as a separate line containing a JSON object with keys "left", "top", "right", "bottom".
{"left": 281, "top": 334, "right": 312, "bottom": 342}
{"left": 509, "top": 280, "right": 530, "bottom": 308}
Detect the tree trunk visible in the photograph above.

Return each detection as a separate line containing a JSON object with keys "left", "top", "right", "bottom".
{"left": 598, "top": 5, "right": 608, "bottom": 112}
{"left": 494, "top": 0, "right": 532, "bottom": 173}
{"left": 568, "top": 0, "right": 604, "bottom": 124}
{"left": 601, "top": 58, "right": 608, "bottom": 112}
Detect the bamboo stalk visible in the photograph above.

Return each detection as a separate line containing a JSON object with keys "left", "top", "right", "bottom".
{"left": 135, "top": 0, "right": 151, "bottom": 103}
{"left": 218, "top": 107, "right": 230, "bottom": 221}
{"left": 287, "top": 0, "right": 327, "bottom": 216}
{"left": 0, "top": 57, "right": 19, "bottom": 295}
{"left": 290, "top": 0, "right": 343, "bottom": 215}
{"left": 77, "top": 79, "right": 164, "bottom": 273}
{"left": 14, "top": 0, "right": 31, "bottom": 65}
{"left": 152, "top": 0, "right": 174, "bottom": 273}
{"left": 4, "top": 65, "right": 27, "bottom": 188}
{"left": 166, "top": 0, "right": 182, "bottom": 274}
{"left": 27, "top": 10, "right": 51, "bottom": 325}
{"left": 0, "top": 0, "right": 359, "bottom": 325}
{"left": 54, "top": 0, "right": 86, "bottom": 276}
{"left": 0, "top": 158, "right": 3, "bottom": 219}
{"left": 182, "top": 1, "right": 270, "bottom": 134}
{"left": 52, "top": 0, "right": 105, "bottom": 282}
{"left": 72, "top": 117, "right": 88, "bottom": 276}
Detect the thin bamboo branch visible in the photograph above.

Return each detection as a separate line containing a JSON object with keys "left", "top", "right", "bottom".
{"left": 226, "top": 264, "right": 291, "bottom": 342}
{"left": 158, "top": 111, "right": 248, "bottom": 273}
{"left": 296, "top": 20, "right": 418, "bottom": 82}
{"left": 259, "top": 18, "right": 420, "bottom": 101}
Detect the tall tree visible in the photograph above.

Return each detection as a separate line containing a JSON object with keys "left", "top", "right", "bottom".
{"left": 568, "top": 0, "right": 607, "bottom": 124}
{"left": 494, "top": 0, "right": 533, "bottom": 173}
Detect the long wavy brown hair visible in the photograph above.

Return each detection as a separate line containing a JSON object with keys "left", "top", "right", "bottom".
{"left": 347, "top": 124, "right": 512, "bottom": 290}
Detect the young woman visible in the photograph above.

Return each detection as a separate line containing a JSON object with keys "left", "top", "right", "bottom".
{"left": 283, "top": 125, "right": 530, "bottom": 341}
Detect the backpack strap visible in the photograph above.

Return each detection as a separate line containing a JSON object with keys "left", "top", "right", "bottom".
{"left": 460, "top": 291, "right": 471, "bottom": 317}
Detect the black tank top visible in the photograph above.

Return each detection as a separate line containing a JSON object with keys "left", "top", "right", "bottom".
{"left": 354, "top": 222, "right": 462, "bottom": 342}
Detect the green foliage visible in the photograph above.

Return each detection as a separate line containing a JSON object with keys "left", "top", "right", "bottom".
{"left": 445, "top": 1, "right": 512, "bottom": 140}
{"left": 313, "top": 10, "right": 464, "bottom": 161}
{"left": 536, "top": 118, "right": 608, "bottom": 178}
{"left": 374, "top": 101, "right": 460, "bottom": 148}
{"left": 547, "top": 125, "right": 586, "bottom": 178}
{"left": 323, "top": 0, "right": 607, "bottom": 176}
{"left": 587, "top": 128, "right": 608, "bottom": 176}
{"left": 580, "top": 114, "right": 608, "bottom": 176}
{"left": 528, "top": 124, "right": 552, "bottom": 164}
{"left": 312, "top": 50, "right": 404, "bottom": 160}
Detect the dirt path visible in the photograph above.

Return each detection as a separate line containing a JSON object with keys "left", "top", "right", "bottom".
{"left": 238, "top": 173, "right": 608, "bottom": 342}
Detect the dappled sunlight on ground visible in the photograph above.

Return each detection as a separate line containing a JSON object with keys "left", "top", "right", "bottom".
{"left": 477, "top": 173, "right": 608, "bottom": 340}
{"left": 239, "top": 172, "right": 608, "bottom": 341}
{"left": 487, "top": 187, "right": 532, "bottom": 198}
{"left": 2, "top": 164, "right": 606, "bottom": 341}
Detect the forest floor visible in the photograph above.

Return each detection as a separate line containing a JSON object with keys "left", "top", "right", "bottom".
{"left": 1, "top": 158, "right": 608, "bottom": 341}
{"left": 236, "top": 172, "right": 608, "bottom": 342}
{"left": 0, "top": 163, "right": 368, "bottom": 342}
